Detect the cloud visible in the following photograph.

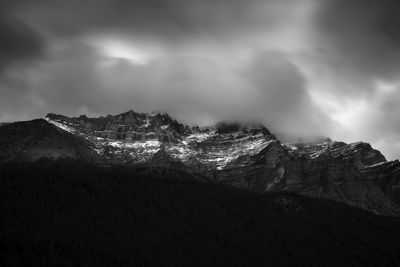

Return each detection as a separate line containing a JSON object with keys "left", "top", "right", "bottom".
{"left": 3, "top": 0, "right": 294, "bottom": 42}
{"left": 311, "top": 0, "right": 400, "bottom": 90}
{"left": 1, "top": 0, "right": 319, "bottom": 125}
{"left": 303, "top": 0, "right": 400, "bottom": 159}
{"left": 0, "top": 39, "right": 330, "bottom": 136}
{"left": 0, "top": 12, "right": 44, "bottom": 121}
{"left": 0, "top": 0, "right": 400, "bottom": 159}
{"left": 0, "top": 16, "right": 43, "bottom": 72}
{"left": 241, "top": 50, "right": 329, "bottom": 136}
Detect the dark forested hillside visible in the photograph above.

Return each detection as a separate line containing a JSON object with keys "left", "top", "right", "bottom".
{"left": 0, "top": 161, "right": 399, "bottom": 266}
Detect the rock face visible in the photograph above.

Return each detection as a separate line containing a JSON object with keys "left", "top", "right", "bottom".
{"left": 45, "top": 112, "right": 276, "bottom": 171}
{"left": 3, "top": 110, "right": 399, "bottom": 216}
{"left": 46, "top": 110, "right": 188, "bottom": 142}
{"left": 270, "top": 141, "right": 398, "bottom": 216}
{"left": 362, "top": 160, "right": 400, "bottom": 207}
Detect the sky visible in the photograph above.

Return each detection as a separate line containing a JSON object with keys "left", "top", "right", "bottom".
{"left": 1, "top": 0, "right": 400, "bottom": 160}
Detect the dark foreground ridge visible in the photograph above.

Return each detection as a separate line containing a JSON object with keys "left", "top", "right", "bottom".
{"left": 0, "top": 161, "right": 400, "bottom": 266}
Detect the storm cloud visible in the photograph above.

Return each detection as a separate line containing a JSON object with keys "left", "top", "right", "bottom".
{"left": 1, "top": 0, "right": 400, "bottom": 159}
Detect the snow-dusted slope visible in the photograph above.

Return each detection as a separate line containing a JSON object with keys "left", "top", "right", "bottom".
{"left": 45, "top": 111, "right": 276, "bottom": 170}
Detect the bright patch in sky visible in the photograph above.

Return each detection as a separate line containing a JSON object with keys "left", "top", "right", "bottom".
{"left": 375, "top": 80, "right": 399, "bottom": 95}
{"left": 95, "top": 39, "right": 148, "bottom": 64}
{"left": 309, "top": 91, "right": 367, "bottom": 127}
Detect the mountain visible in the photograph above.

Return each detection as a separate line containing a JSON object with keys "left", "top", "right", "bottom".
{"left": 1, "top": 110, "right": 399, "bottom": 216}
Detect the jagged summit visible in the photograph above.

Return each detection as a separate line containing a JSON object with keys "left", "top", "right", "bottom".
{"left": 44, "top": 109, "right": 276, "bottom": 169}
{"left": 46, "top": 110, "right": 190, "bottom": 143}
{"left": 46, "top": 110, "right": 273, "bottom": 138}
